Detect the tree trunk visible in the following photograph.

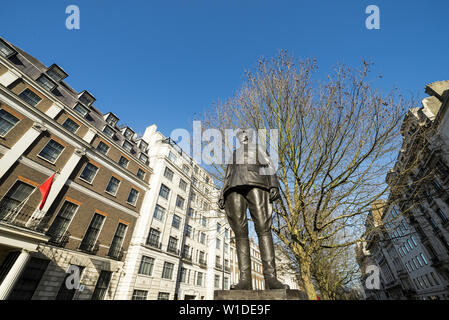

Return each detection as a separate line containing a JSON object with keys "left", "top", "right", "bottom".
{"left": 298, "top": 259, "right": 317, "bottom": 300}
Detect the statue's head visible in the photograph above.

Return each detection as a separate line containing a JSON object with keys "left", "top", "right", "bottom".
{"left": 236, "top": 129, "right": 253, "bottom": 145}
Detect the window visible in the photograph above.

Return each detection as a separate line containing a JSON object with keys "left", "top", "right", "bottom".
{"left": 138, "top": 140, "right": 148, "bottom": 152}
{"left": 192, "top": 177, "right": 198, "bottom": 187}
{"left": 108, "top": 223, "right": 127, "bottom": 258}
{"left": 199, "top": 251, "right": 206, "bottom": 264}
{"left": 168, "top": 151, "right": 177, "bottom": 163}
{"left": 412, "top": 258, "right": 419, "bottom": 270}
{"left": 0, "top": 39, "right": 16, "bottom": 58}
{"left": 183, "top": 245, "right": 191, "bottom": 258}
{"left": 96, "top": 141, "right": 110, "bottom": 155}
{"left": 196, "top": 272, "right": 203, "bottom": 286}
{"left": 180, "top": 267, "right": 188, "bottom": 283}
{"left": 430, "top": 272, "right": 440, "bottom": 285}
{"left": 214, "top": 275, "right": 220, "bottom": 288}
{"left": 80, "top": 213, "right": 105, "bottom": 252}
{"left": 159, "top": 184, "right": 170, "bottom": 199}
{"left": 0, "top": 181, "right": 35, "bottom": 220}
{"left": 157, "top": 292, "right": 170, "bottom": 300}
{"left": 138, "top": 256, "right": 155, "bottom": 276}
{"left": 137, "top": 168, "right": 146, "bottom": 180}
{"left": 176, "top": 195, "right": 185, "bottom": 209}
{"left": 118, "top": 156, "right": 129, "bottom": 168}
{"left": 73, "top": 103, "right": 89, "bottom": 117}
{"left": 47, "top": 201, "right": 78, "bottom": 242}
{"left": 105, "top": 114, "right": 118, "bottom": 127}
{"left": 425, "top": 274, "right": 434, "bottom": 287}
{"left": 0, "top": 109, "right": 19, "bottom": 136}
{"left": 172, "top": 214, "right": 181, "bottom": 229}
{"left": 38, "top": 139, "right": 64, "bottom": 163}
{"left": 103, "top": 126, "right": 115, "bottom": 138}
{"left": 167, "top": 236, "right": 178, "bottom": 253}
{"left": 216, "top": 238, "right": 221, "bottom": 250}
{"left": 190, "top": 192, "right": 196, "bottom": 202}
{"left": 123, "top": 128, "right": 134, "bottom": 140}
{"left": 202, "top": 216, "right": 207, "bottom": 227}
{"left": 105, "top": 176, "right": 120, "bottom": 196}
{"left": 436, "top": 209, "right": 449, "bottom": 224}
{"left": 46, "top": 64, "right": 68, "bottom": 82}
{"left": 179, "top": 179, "right": 187, "bottom": 192}
{"left": 182, "top": 164, "right": 190, "bottom": 174}
{"left": 56, "top": 265, "right": 84, "bottom": 300}
{"left": 79, "top": 91, "right": 95, "bottom": 107}
{"left": 200, "top": 232, "right": 206, "bottom": 245}
{"left": 416, "top": 255, "right": 423, "bottom": 267}
{"left": 139, "top": 153, "right": 148, "bottom": 164}
{"left": 91, "top": 270, "right": 112, "bottom": 300}
{"left": 185, "top": 225, "right": 192, "bottom": 238}
{"left": 62, "top": 118, "right": 80, "bottom": 134}
{"left": 217, "top": 223, "right": 221, "bottom": 233}
{"left": 7, "top": 258, "right": 50, "bottom": 300}
{"left": 18, "top": 89, "right": 41, "bottom": 107}
{"left": 80, "top": 163, "right": 99, "bottom": 183}
{"left": 122, "top": 140, "right": 133, "bottom": 152}
{"left": 132, "top": 290, "right": 148, "bottom": 300}
{"left": 187, "top": 207, "right": 194, "bottom": 217}
{"left": 127, "top": 188, "right": 139, "bottom": 205}
{"left": 411, "top": 236, "right": 418, "bottom": 247}
{"left": 162, "top": 262, "right": 174, "bottom": 279}
{"left": 224, "top": 277, "right": 229, "bottom": 290}
{"left": 153, "top": 204, "right": 165, "bottom": 221}
{"left": 407, "top": 239, "right": 414, "bottom": 251}
{"left": 147, "top": 228, "right": 160, "bottom": 247}
{"left": 164, "top": 167, "right": 174, "bottom": 181}
{"left": 36, "top": 74, "right": 56, "bottom": 91}
{"left": 420, "top": 253, "right": 428, "bottom": 265}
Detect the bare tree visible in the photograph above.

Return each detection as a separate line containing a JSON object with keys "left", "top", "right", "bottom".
{"left": 201, "top": 51, "right": 412, "bottom": 299}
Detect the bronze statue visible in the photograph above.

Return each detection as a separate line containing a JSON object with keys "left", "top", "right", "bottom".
{"left": 218, "top": 129, "right": 289, "bottom": 290}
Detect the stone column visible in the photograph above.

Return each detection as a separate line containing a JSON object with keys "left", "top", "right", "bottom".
{"left": 0, "top": 250, "right": 30, "bottom": 300}
{"left": 0, "top": 121, "right": 46, "bottom": 179}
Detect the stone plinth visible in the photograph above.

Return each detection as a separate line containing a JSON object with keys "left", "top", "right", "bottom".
{"left": 214, "top": 289, "right": 308, "bottom": 300}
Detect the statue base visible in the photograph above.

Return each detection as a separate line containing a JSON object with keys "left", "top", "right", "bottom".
{"left": 214, "top": 289, "right": 308, "bottom": 300}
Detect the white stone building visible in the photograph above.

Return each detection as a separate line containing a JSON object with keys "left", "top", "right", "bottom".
{"left": 115, "top": 125, "right": 231, "bottom": 300}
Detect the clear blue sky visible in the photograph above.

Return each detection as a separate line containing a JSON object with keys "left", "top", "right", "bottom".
{"left": 1, "top": 0, "right": 448, "bottom": 137}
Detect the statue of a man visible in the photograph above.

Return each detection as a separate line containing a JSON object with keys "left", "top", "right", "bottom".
{"left": 218, "top": 129, "right": 289, "bottom": 290}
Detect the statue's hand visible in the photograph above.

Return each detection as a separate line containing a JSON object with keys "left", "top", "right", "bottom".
{"left": 218, "top": 198, "right": 225, "bottom": 210}
{"left": 269, "top": 187, "right": 280, "bottom": 202}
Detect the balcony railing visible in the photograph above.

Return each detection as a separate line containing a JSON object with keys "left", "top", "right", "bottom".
{"left": 167, "top": 246, "right": 180, "bottom": 255}
{"left": 108, "top": 246, "right": 124, "bottom": 261}
{"left": 146, "top": 239, "right": 162, "bottom": 249}
{"left": 0, "top": 199, "right": 51, "bottom": 233}
{"left": 215, "top": 263, "right": 223, "bottom": 269}
{"left": 47, "top": 230, "right": 71, "bottom": 247}
{"left": 79, "top": 239, "right": 100, "bottom": 254}
{"left": 182, "top": 252, "right": 192, "bottom": 261}
{"left": 224, "top": 266, "right": 231, "bottom": 272}
{"left": 199, "top": 259, "right": 207, "bottom": 267}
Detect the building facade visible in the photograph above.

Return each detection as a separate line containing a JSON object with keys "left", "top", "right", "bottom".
{"left": 114, "top": 126, "right": 231, "bottom": 300}
{"left": 357, "top": 80, "right": 449, "bottom": 300}
{"left": 0, "top": 37, "right": 152, "bottom": 300}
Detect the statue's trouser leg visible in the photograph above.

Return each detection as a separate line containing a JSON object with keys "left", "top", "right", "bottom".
{"left": 224, "top": 190, "right": 252, "bottom": 290}
{"left": 246, "top": 187, "right": 289, "bottom": 290}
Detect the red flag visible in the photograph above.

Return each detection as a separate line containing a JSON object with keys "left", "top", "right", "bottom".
{"left": 39, "top": 173, "right": 55, "bottom": 210}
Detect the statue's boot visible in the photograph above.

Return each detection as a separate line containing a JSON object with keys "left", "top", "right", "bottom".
{"left": 258, "top": 234, "right": 290, "bottom": 290}
{"left": 230, "top": 237, "right": 252, "bottom": 290}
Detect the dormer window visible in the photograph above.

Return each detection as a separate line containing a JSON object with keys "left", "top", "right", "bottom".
{"left": 103, "top": 125, "right": 115, "bottom": 138}
{"left": 36, "top": 74, "right": 57, "bottom": 91}
{"left": 123, "top": 140, "right": 133, "bottom": 152}
{"left": 78, "top": 90, "right": 96, "bottom": 107}
{"left": 105, "top": 113, "right": 118, "bottom": 127}
{"left": 138, "top": 140, "right": 148, "bottom": 152}
{"left": 73, "top": 103, "right": 89, "bottom": 117}
{"left": 123, "top": 127, "right": 134, "bottom": 140}
{"left": 0, "top": 39, "right": 17, "bottom": 58}
{"left": 46, "top": 64, "right": 68, "bottom": 82}
{"left": 139, "top": 153, "right": 148, "bottom": 164}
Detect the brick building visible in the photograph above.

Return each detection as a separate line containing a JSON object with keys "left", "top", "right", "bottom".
{"left": 0, "top": 37, "right": 152, "bottom": 300}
